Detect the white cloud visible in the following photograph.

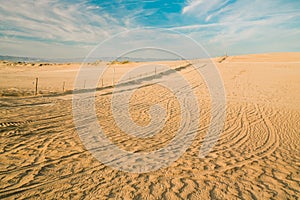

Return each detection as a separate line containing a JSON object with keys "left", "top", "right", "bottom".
{"left": 0, "top": 0, "right": 139, "bottom": 58}
{"left": 182, "top": 0, "right": 229, "bottom": 17}
{"left": 182, "top": 0, "right": 203, "bottom": 14}
{"left": 178, "top": 0, "right": 300, "bottom": 56}
{"left": 0, "top": 0, "right": 132, "bottom": 43}
{"left": 0, "top": 0, "right": 299, "bottom": 58}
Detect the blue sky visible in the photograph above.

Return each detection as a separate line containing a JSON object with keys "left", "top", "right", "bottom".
{"left": 0, "top": 0, "right": 299, "bottom": 59}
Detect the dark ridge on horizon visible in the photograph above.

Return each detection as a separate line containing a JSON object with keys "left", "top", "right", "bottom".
{"left": 0, "top": 55, "right": 185, "bottom": 63}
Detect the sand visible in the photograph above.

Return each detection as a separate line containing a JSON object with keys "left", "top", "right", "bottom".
{"left": 0, "top": 53, "right": 299, "bottom": 199}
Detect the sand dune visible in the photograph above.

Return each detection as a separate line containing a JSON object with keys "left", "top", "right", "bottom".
{"left": 222, "top": 52, "right": 300, "bottom": 63}
{"left": 0, "top": 53, "right": 299, "bottom": 199}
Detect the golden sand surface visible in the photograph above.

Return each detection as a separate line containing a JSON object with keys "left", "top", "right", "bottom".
{"left": 0, "top": 53, "right": 299, "bottom": 199}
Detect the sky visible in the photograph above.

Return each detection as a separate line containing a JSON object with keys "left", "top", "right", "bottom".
{"left": 0, "top": 0, "right": 300, "bottom": 59}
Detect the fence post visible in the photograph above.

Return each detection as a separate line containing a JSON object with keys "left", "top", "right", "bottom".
{"left": 112, "top": 67, "right": 115, "bottom": 86}
{"left": 63, "top": 81, "right": 65, "bottom": 92}
{"left": 35, "top": 77, "right": 38, "bottom": 96}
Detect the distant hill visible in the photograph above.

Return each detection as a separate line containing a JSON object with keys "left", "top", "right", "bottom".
{"left": 0, "top": 55, "right": 50, "bottom": 62}
{"left": 0, "top": 55, "right": 181, "bottom": 63}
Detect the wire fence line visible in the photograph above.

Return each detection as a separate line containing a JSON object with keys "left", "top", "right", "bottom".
{"left": 1, "top": 63, "right": 189, "bottom": 97}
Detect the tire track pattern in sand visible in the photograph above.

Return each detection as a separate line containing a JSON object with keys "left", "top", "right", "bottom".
{"left": 0, "top": 66, "right": 299, "bottom": 199}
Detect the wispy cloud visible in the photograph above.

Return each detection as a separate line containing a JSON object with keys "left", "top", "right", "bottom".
{"left": 178, "top": 0, "right": 300, "bottom": 55}
{"left": 0, "top": 0, "right": 138, "bottom": 58}
{"left": 182, "top": 0, "right": 230, "bottom": 17}
{"left": 0, "top": 0, "right": 131, "bottom": 44}
{"left": 1, "top": 0, "right": 181, "bottom": 58}
{"left": 0, "top": 0, "right": 299, "bottom": 58}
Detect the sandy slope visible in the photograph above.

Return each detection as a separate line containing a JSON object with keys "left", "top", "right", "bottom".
{"left": 0, "top": 53, "right": 299, "bottom": 199}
